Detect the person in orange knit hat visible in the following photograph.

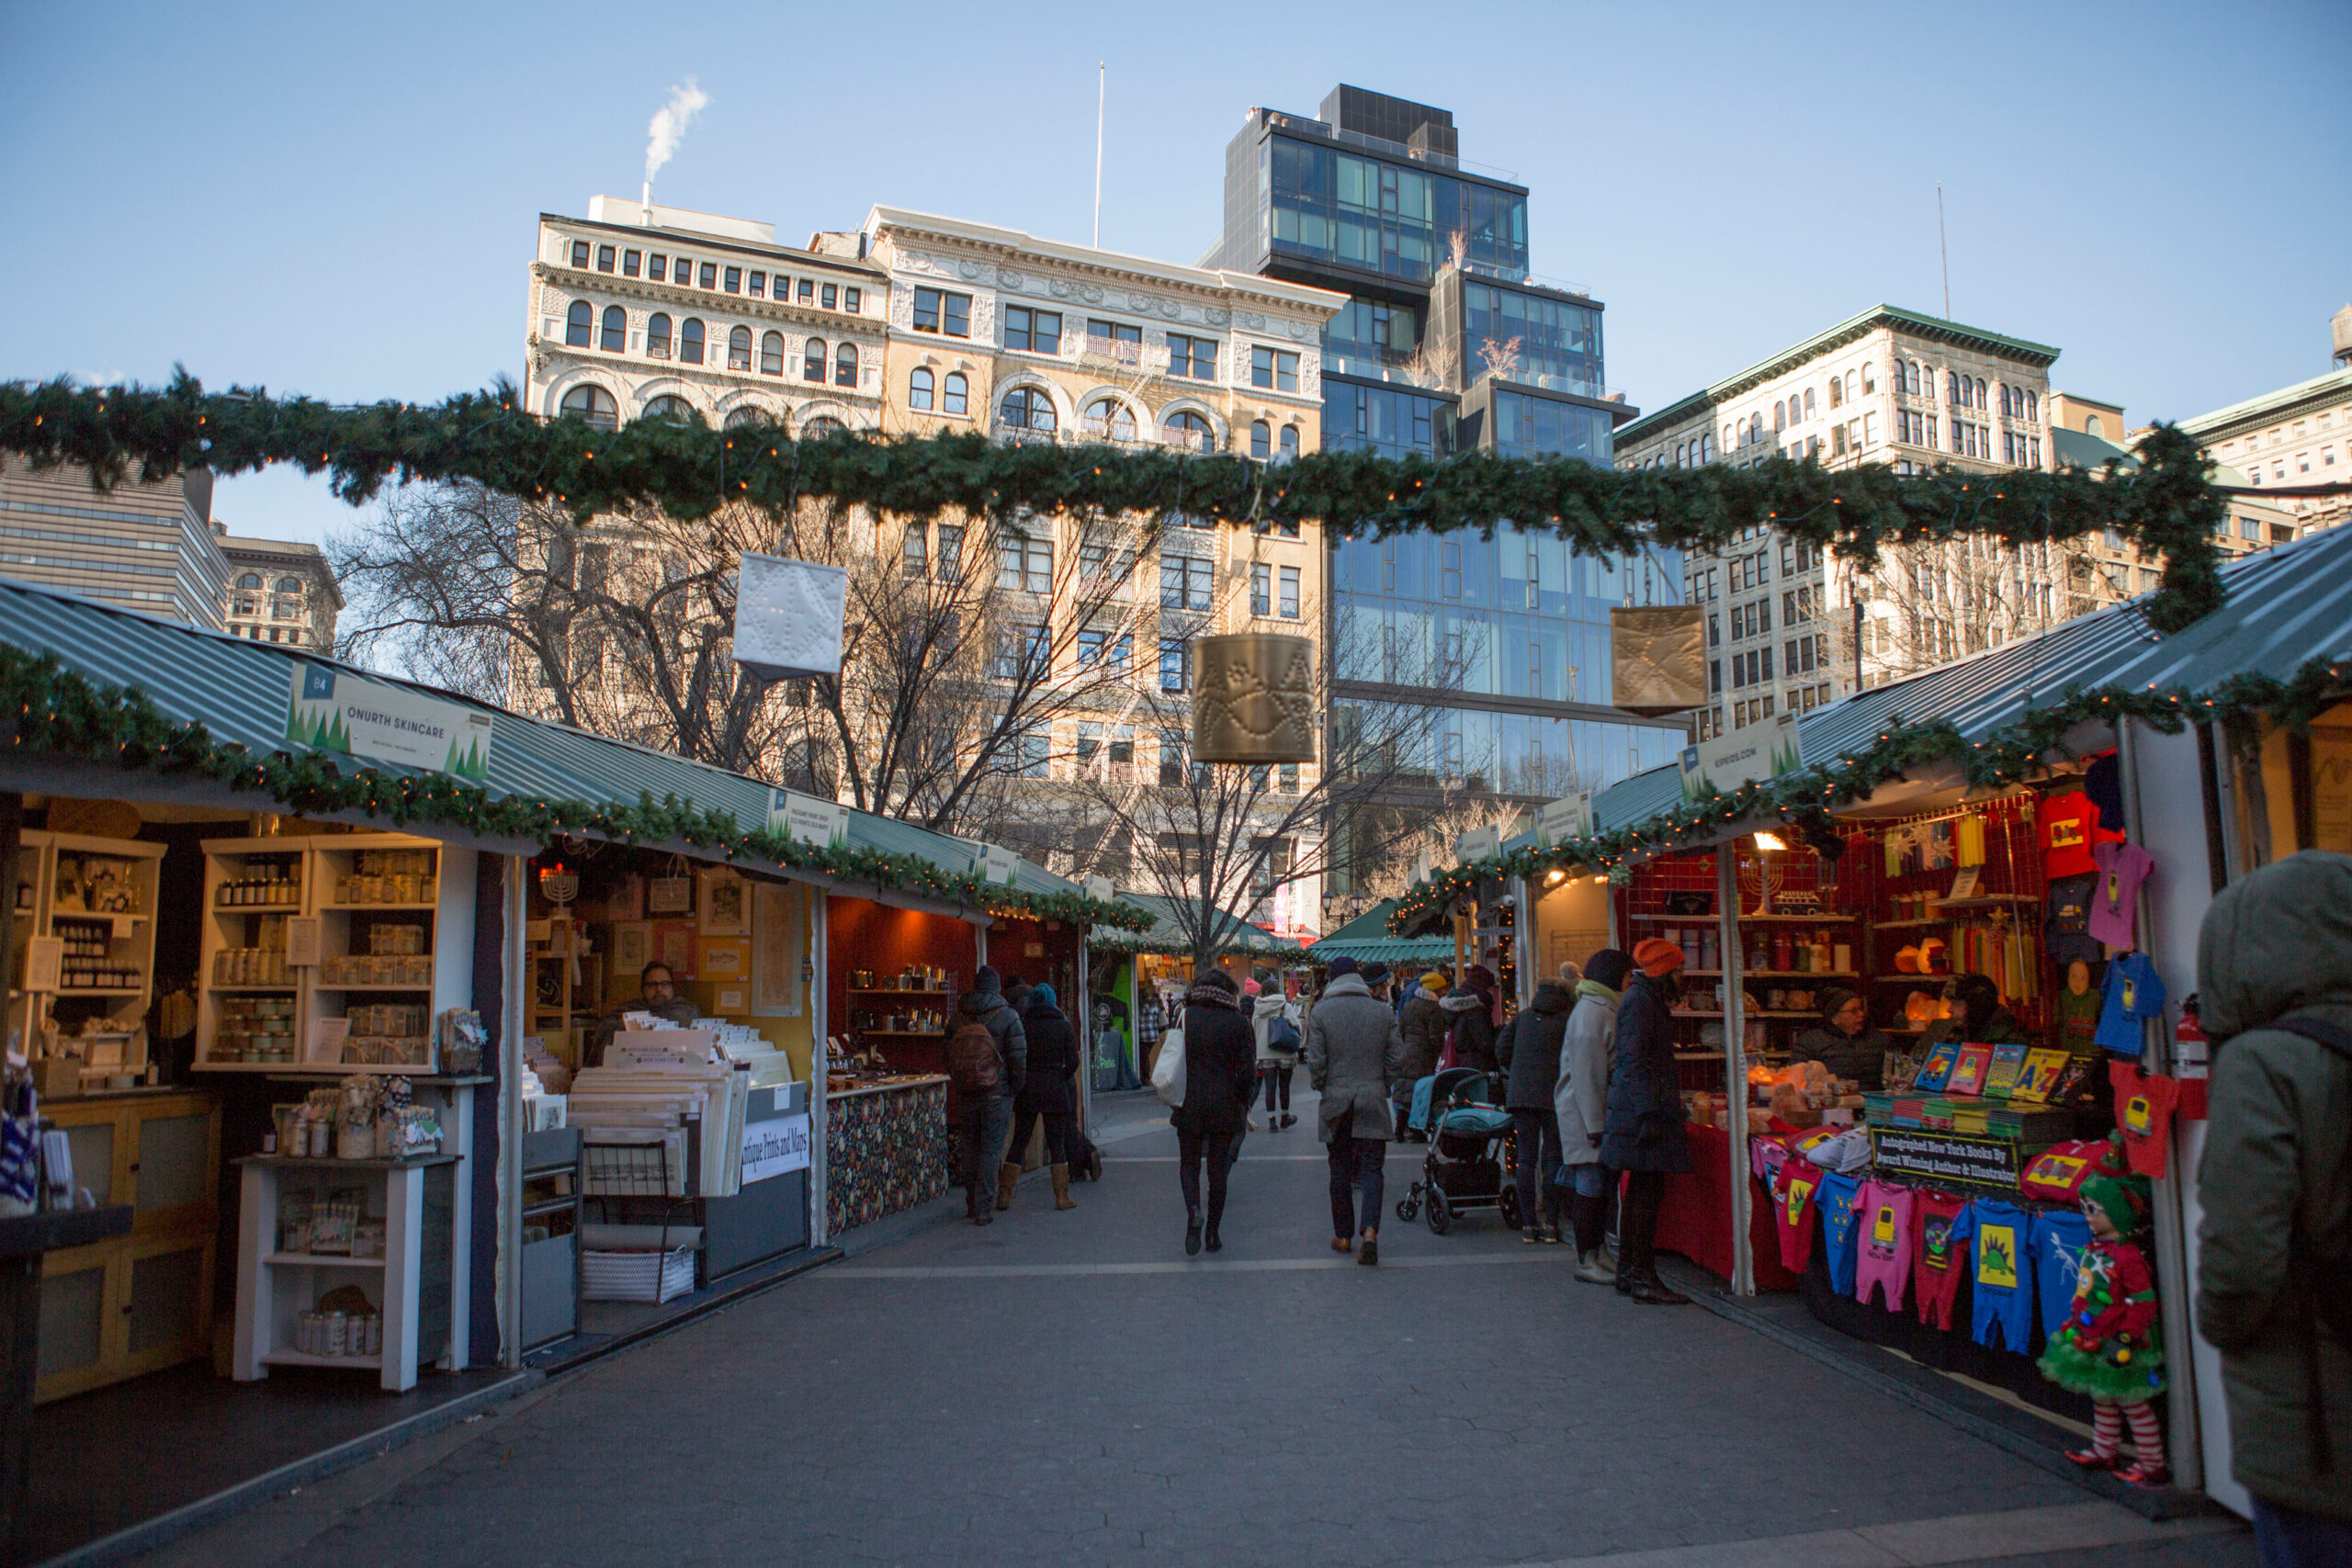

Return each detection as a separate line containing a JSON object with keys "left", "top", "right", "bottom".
{"left": 1600, "top": 937, "right": 1690, "bottom": 1303}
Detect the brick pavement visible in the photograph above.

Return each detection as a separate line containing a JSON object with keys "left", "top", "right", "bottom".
{"left": 133, "top": 1088, "right": 2254, "bottom": 1568}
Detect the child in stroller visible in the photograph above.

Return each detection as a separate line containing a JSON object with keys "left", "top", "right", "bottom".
{"left": 1395, "top": 1067, "right": 1521, "bottom": 1234}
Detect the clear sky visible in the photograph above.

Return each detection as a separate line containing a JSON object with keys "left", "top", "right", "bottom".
{"left": 4, "top": 0, "right": 2346, "bottom": 546}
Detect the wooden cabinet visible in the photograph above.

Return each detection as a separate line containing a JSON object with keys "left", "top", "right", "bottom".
{"left": 34, "top": 1089, "right": 221, "bottom": 1403}
{"left": 7, "top": 831, "right": 165, "bottom": 1094}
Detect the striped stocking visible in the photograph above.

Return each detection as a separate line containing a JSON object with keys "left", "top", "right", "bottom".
{"left": 2124, "top": 1401, "right": 2166, "bottom": 1469}
{"left": 2090, "top": 1399, "right": 2123, "bottom": 1460}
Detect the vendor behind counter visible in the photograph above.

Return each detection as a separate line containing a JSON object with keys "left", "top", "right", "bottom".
{"left": 1792, "top": 987, "right": 1894, "bottom": 1089}
{"left": 585, "top": 960, "right": 700, "bottom": 1067}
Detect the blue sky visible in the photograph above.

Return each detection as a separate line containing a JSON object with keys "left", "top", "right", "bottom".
{"left": 3, "top": 0, "right": 2346, "bottom": 546}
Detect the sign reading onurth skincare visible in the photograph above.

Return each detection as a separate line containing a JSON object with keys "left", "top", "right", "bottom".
{"left": 288, "top": 664, "right": 492, "bottom": 782}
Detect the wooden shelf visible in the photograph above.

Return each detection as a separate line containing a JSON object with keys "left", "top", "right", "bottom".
{"left": 1874, "top": 917, "right": 1952, "bottom": 930}
{"left": 317, "top": 903, "right": 438, "bottom": 912}
{"left": 1631, "top": 911, "right": 1857, "bottom": 923}
{"left": 311, "top": 982, "right": 435, "bottom": 992}
{"left": 261, "top": 1349, "right": 382, "bottom": 1370}
{"left": 55, "top": 987, "right": 144, "bottom": 997}
{"left": 209, "top": 985, "right": 300, "bottom": 993}
{"left": 265, "top": 1252, "right": 387, "bottom": 1269}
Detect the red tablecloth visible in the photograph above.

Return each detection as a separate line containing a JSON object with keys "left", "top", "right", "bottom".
{"left": 1642, "top": 1123, "right": 1803, "bottom": 1292}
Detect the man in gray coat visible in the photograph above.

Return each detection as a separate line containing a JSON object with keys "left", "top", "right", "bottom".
{"left": 2195, "top": 851, "right": 2352, "bottom": 1560}
{"left": 1306, "top": 957, "right": 1408, "bottom": 1265}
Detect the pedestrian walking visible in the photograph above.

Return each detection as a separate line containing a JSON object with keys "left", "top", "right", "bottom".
{"left": 1599, "top": 938, "right": 1692, "bottom": 1304}
{"left": 1254, "top": 976, "right": 1304, "bottom": 1132}
{"left": 1498, "top": 975, "right": 1574, "bottom": 1244}
{"left": 1136, "top": 986, "right": 1166, "bottom": 1080}
{"left": 1442, "top": 964, "right": 1503, "bottom": 1076}
{"left": 1305, "top": 956, "right": 1407, "bottom": 1265}
{"left": 1396, "top": 970, "right": 1450, "bottom": 1131}
{"left": 946, "top": 965, "right": 1026, "bottom": 1225}
{"left": 1558, "top": 949, "right": 1631, "bottom": 1284}
{"left": 999, "top": 983, "right": 1080, "bottom": 1213}
{"left": 2193, "top": 851, "right": 2352, "bottom": 1561}
{"left": 1170, "top": 968, "right": 1255, "bottom": 1256}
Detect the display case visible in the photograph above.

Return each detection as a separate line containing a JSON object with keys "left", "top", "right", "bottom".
{"left": 6, "top": 831, "right": 166, "bottom": 1094}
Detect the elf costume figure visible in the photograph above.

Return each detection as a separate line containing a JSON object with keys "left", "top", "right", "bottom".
{"left": 2041, "top": 1173, "right": 2169, "bottom": 1486}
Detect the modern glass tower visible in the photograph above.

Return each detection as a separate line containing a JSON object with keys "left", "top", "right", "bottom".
{"left": 1205, "top": 86, "right": 1685, "bottom": 894}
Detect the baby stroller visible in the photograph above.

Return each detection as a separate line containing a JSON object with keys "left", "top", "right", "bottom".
{"left": 1395, "top": 1067, "right": 1517, "bottom": 1234}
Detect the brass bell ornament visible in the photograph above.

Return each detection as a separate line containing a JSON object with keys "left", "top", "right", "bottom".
{"left": 1191, "top": 633, "right": 1316, "bottom": 765}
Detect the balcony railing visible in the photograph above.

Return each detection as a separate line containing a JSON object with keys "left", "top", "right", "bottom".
{"left": 1080, "top": 333, "right": 1145, "bottom": 368}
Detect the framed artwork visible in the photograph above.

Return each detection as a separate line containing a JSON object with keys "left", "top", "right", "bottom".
{"left": 698, "top": 868, "right": 751, "bottom": 936}
{"left": 611, "top": 921, "right": 651, "bottom": 976}
{"left": 752, "top": 881, "right": 805, "bottom": 1017}
{"left": 700, "top": 940, "right": 746, "bottom": 980}
{"left": 601, "top": 876, "right": 645, "bottom": 922}
{"left": 655, "top": 920, "right": 697, "bottom": 978}
{"left": 647, "top": 874, "right": 695, "bottom": 917}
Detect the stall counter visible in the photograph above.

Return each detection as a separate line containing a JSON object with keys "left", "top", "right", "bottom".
{"left": 1645, "top": 1123, "right": 1804, "bottom": 1292}
{"left": 825, "top": 1074, "right": 953, "bottom": 1235}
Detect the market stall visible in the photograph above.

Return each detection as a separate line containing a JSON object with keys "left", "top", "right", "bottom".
{"left": 1085, "top": 893, "right": 1300, "bottom": 1086}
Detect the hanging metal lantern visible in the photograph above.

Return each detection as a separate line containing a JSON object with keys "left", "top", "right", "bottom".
{"left": 1192, "top": 633, "right": 1316, "bottom": 764}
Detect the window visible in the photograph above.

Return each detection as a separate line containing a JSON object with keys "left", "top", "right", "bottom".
{"left": 1279, "top": 425, "right": 1299, "bottom": 464}
{"left": 616, "top": 248, "right": 639, "bottom": 277}
{"left": 647, "top": 313, "right": 673, "bottom": 358}
{"left": 640, "top": 394, "right": 695, "bottom": 424}
{"left": 1250, "top": 346, "right": 1299, "bottom": 391}
{"left": 1083, "top": 398, "right": 1136, "bottom": 442}
{"left": 569, "top": 240, "right": 591, "bottom": 268}
{"left": 797, "top": 277, "right": 813, "bottom": 304}
{"left": 1860, "top": 363, "right": 1875, "bottom": 393}
{"left": 596, "top": 303, "right": 626, "bottom": 353}
{"left": 1827, "top": 377, "right": 1842, "bottom": 410}
{"left": 843, "top": 286, "right": 861, "bottom": 313}
{"left": 1250, "top": 421, "right": 1271, "bottom": 460}
{"left": 1442, "top": 541, "right": 1462, "bottom": 598}
{"left": 1159, "top": 638, "right": 1189, "bottom": 692}
{"left": 989, "top": 624, "right": 1049, "bottom": 681}
{"left": 1159, "top": 728, "right": 1188, "bottom": 785}
{"left": 1087, "top": 319, "right": 1143, "bottom": 362}
{"left": 803, "top": 338, "right": 827, "bottom": 381}
{"left": 728, "top": 325, "right": 752, "bottom": 371}
{"left": 1279, "top": 761, "right": 1298, "bottom": 794}
{"left": 1160, "top": 552, "right": 1211, "bottom": 611}
{"left": 559, "top": 384, "right": 617, "bottom": 431}
{"left": 1162, "top": 410, "right": 1213, "bottom": 452}
{"left": 834, "top": 342, "right": 857, "bottom": 387}
{"left": 910, "top": 367, "right": 934, "bottom": 411}
{"left": 1251, "top": 562, "right": 1272, "bottom": 616}
{"left": 565, "top": 300, "right": 593, "bottom": 348}
{"left": 1004, "top": 307, "right": 1062, "bottom": 355}
{"left": 1280, "top": 565, "right": 1300, "bottom": 619}
{"left": 698, "top": 263, "right": 717, "bottom": 289}
{"left": 1001, "top": 386, "right": 1057, "bottom": 432}
{"left": 912, "top": 288, "right": 971, "bottom": 337}
{"left": 999, "top": 533, "right": 1051, "bottom": 592}
{"left": 237, "top": 573, "right": 262, "bottom": 591}
{"left": 820, "top": 283, "right": 837, "bottom": 310}
{"left": 648, "top": 254, "right": 667, "bottom": 282}
{"left": 680, "top": 318, "right": 706, "bottom": 365}
{"left": 1168, "top": 333, "right": 1216, "bottom": 379}
{"left": 749, "top": 270, "right": 764, "bottom": 298}
{"left": 936, "top": 525, "right": 963, "bottom": 580}
{"left": 943, "top": 373, "right": 968, "bottom": 416}
{"left": 902, "top": 526, "right": 927, "bottom": 578}
{"left": 760, "top": 331, "right": 784, "bottom": 376}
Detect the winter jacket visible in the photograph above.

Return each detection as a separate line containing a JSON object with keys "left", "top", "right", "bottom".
{"left": 1014, "top": 1000, "right": 1078, "bottom": 1116}
{"left": 2194, "top": 850, "right": 2352, "bottom": 1521}
{"left": 1598, "top": 970, "right": 1690, "bottom": 1173}
{"left": 1498, "top": 981, "right": 1574, "bottom": 1111}
{"left": 1253, "top": 994, "right": 1304, "bottom": 1064}
{"left": 1397, "top": 992, "right": 1448, "bottom": 1082}
{"left": 1555, "top": 979, "right": 1621, "bottom": 1165}
{"left": 1441, "top": 991, "right": 1499, "bottom": 1076}
{"left": 1304, "top": 972, "right": 1408, "bottom": 1143}
{"left": 1791, "top": 1024, "right": 1895, "bottom": 1089}
{"left": 956, "top": 987, "right": 1027, "bottom": 1102}
{"left": 1169, "top": 984, "right": 1256, "bottom": 1135}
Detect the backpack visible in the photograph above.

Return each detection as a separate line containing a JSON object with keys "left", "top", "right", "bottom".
{"left": 945, "top": 1014, "right": 1003, "bottom": 1097}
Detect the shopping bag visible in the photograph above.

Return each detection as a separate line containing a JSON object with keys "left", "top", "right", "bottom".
{"left": 1149, "top": 1028, "right": 1187, "bottom": 1108}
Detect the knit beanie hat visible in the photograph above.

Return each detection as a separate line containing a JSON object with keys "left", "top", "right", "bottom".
{"left": 1326, "top": 955, "right": 1361, "bottom": 978}
{"left": 1359, "top": 962, "right": 1388, "bottom": 985}
{"left": 1419, "top": 971, "right": 1450, "bottom": 992}
{"left": 1634, "top": 938, "right": 1686, "bottom": 977}
{"left": 1194, "top": 967, "right": 1238, "bottom": 996}
{"left": 1581, "top": 948, "right": 1634, "bottom": 991}
{"left": 2080, "top": 1173, "right": 2150, "bottom": 1232}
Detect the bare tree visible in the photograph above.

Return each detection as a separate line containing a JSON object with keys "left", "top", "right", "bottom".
{"left": 1832, "top": 537, "right": 2086, "bottom": 683}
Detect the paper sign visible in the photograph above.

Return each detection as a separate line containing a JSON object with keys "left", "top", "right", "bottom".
{"left": 288, "top": 663, "right": 492, "bottom": 782}
{"left": 311, "top": 1015, "right": 351, "bottom": 1063}
{"left": 287, "top": 917, "right": 321, "bottom": 968}
{"left": 1455, "top": 824, "right": 1500, "bottom": 863}
{"left": 24, "top": 936, "right": 60, "bottom": 992}
{"left": 1947, "top": 866, "right": 1981, "bottom": 902}
{"left": 740, "top": 1111, "right": 812, "bottom": 1183}
{"left": 970, "top": 843, "right": 1019, "bottom": 886}
{"left": 1539, "top": 794, "right": 1592, "bottom": 848}
{"left": 1083, "top": 874, "right": 1114, "bottom": 903}
{"left": 768, "top": 788, "right": 849, "bottom": 850}
{"left": 1679, "top": 713, "right": 1802, "bottom": 802}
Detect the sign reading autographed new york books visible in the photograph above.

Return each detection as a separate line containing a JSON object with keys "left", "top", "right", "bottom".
{"left": 286, "top": 664, "right": 492, "bottom": 782}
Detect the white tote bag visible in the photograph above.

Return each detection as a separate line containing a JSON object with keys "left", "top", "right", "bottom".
{"left": 1149, "top": 1027, "right": 1187, "bottom": 1108}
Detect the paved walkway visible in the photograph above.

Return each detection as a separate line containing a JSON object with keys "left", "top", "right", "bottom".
{"left": 134, "top": 1087, "right": 2253, "bottom": 1568}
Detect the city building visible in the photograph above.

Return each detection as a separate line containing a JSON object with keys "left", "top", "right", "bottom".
{"left": 1615, "top": 306, "right": 2063, "bottom": 731}
{"left": 2176, "top": 304, "right": 2352, "bottom": 547}
{"left": 0, "top": 457, "right": 230, "bottom": 628}
{"left": 213, "top": 526, "right": 341, "bottom": 649}
{"left": 1201, "top": 85, "right": 1685, "bottom": 918}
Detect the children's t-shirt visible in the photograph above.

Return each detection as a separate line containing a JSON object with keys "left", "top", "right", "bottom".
{"left": 1913, "top": 1193, "right": 1972, "bottom": 1331}
{"left": 2044, "top": 874, "right": 2102, "bottom": 969}
{"left": 2095, "top": 953, "right": 2167, "bottom": 1055}
{"left": 2110, "top": 1060, "right": 2182, "bottom": 1180}
{"left": 1854, "top": 1179, "right": 1917, "bottom": 1313}
{"left": 1951, "top": 1198, "right": 2037, "bottom": 1352}
{"left": 1817, "top": 1171, "right": 1864, "bottom": 1296}
{"left": 2031, "top": 1209, "right": 2094, "bottom": 1344}
{"left": 2042, "top": 789, "right": 2122, "bottom": 880}
{"left": 1771, "top": 1159, "right": 1826, "bottom": 1273}
{"left": 2087, "top": 840, "right": 2154, "bottom": 951}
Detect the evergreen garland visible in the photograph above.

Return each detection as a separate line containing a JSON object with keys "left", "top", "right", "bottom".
{"left": 1385, "top": 650, "right": 2352, "bottom": 932}
{"left": 0, "top": 371, "right": 2224, "bottom": 633}
{"left": 0, "top": 646, "right": 1152, "bottom": 932}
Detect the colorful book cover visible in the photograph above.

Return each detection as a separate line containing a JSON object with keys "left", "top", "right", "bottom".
{"left": 1946, "top": 1043, "right": 1996, "bottom": 1098}
{"left": 2010, "top": 1047, "right": 2071, "bottom": 1104}
{"left": 1913, "top": 1041, "right": 1962, "bottom": 1093}
{"left": 1983, "top": 1042, "right": 2030, "bottom": 1099}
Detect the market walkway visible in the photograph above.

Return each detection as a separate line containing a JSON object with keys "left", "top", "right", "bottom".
{"left": 130, "top": 1088, "right": 2252, "bottom": 1568}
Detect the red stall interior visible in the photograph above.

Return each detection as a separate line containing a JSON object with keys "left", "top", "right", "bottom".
{"left": 825, "top": 896, "right": 977, "bottom": 1105}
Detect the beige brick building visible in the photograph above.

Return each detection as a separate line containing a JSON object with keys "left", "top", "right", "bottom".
{"left": 214, "top": 527, "right": 341, "bottom": 649}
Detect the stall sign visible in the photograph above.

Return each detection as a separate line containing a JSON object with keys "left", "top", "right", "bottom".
{"left": 768, "top": 789, "right": 849, "bottom": 850}
{"left": 1455, "top": 823, "right": 1501, "bottom": 863}
{"left": 740, "top": 1111, "right": 811, "bottom": 1184}
{"left": 1871, "top": 1127, "right": 2025, "bottom": 1192}
{"left": 288, "top": 663, "right": 492, "bottom": 782}
{"left": 1084, "top": 874, "right": 1114, "bottom": 904}
{"left": 1411, "top": 848, "right": 1432, "bottom": 887}
{"left": 967, "top": 843, "right": 1019, "bottom": 886}
{"left": 1538, "top": 794, "right": 1592, "bottom": 847}
{"left": 1679, "top": 714, "right": 1801, "bottom": 803}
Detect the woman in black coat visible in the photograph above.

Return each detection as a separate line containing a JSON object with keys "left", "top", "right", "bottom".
{"left": 1600, "top": 939, "right": 1692, "bottom": 1305}
{"left": 1170, "top": 969, "right": 1256, "bottom": 1256}
{"left": 1497, "top": 980, "right": 1575, "bottom": 1243}
{"left": 1000, "top": 984, "right": 1081, "bottom": 1213}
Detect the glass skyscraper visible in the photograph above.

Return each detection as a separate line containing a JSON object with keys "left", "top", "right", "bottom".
{"left": 1206, "top": 85, "right": 1685, "bottom": 842}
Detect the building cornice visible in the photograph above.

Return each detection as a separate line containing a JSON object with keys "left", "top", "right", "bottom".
{"left": 532, "top": 263, "right": 888, "bottom": 340}
{"left": 538, "top": 213, "right": 884, "bottom": 278}
{"left": 2177, "top": 367, "right": 2352, "bottom": 442}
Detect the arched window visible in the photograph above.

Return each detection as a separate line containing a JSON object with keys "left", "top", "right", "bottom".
{"left": 728, "top": 326, "right": 752, "bottom": 371}
{"left": 640, "top": 395, "right": 695, "bottom": 424}
{"left": 1860, "top": 362, "right": 1875, "bottom": 393}
{"left": 1674, "top": 441, "right": 1686, "bottom": 467}
{"left": 1748, "top": 412, "right": 1763, "bottom": 444}
{"left": 1947, "top": 370, "right": 1962, "bottom": 404}
{"left": 1162, "top": 409, "right": 1214, "bottom": 452}
{"left": 1250, "top": 420, "right": 1271, "bottom": 459}
{"left": 760, "top": 331, "right": 785, "bottom": 376}
{"left": 910, "top": 367, "right": 935, "bottom": 411}
{"left": 1827, "top": 378, "right": 1842, "bottom": 409}
{"left": 833, "top": 342, "right": 857, "bottom": 388}
{"left": 679, "top": 318, "right": 706, "bottom": 365}
{"left": 2025, "top": 390, "right": 2039, "bottom": 422}
{"left": 1001, "top": 386, "right": 1057, "bottom": 432}
{"left": 803, "top": 415, "right": 847, "bottom": 438}
{"left": 237, "top": 573, "right": 262, "bottom": 591}
{"left": 943, "top": 372, "right": 968, "bottom": 416}
{"left": 1701, "top": 432, "right": 1713, "bottom": 461}
{"left": 1772, "top": 400, "right": 1785, "bottom": 432}
{"left": 1723, "top": 423, "right": 1734, "bottom": 449}
{"left": 1278, "top": 425, "right": 1299, "bottom": 463}
{"left": 565, "top": 300, "right": 593, "bottom": 348}
{"left": 803, "top": 338, "right": 826, "bottom": 382}
{"left": 646, "top": 313, "right": 673, "bottom": 359}
{"left": 1920, "top": 365, "right": 1934, "bottom": 400}
{"left": 277, "top": 577, "right": 302, "bottom": 593}
{"left": 2086, "top": 413, "right": 2104, "bottom": 436}
{"left": 600, "top": 304, "right": 627, "bottom": 353}
{"left": 1083, "top": 398, "right": 1136, "bottom": 441}
{"left": 559, "top": 384, "right": 618, "bottom": 431}
{"left": 1844, "top": 371, "right": 1857, "bottom": 403}
{"left": 1974, "top": 377, "right": 1987, "bottom": 409}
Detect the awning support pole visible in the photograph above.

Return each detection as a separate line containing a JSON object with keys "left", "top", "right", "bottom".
{"left": 1719, "top": 847, "right": 1754, "bottom": 1296}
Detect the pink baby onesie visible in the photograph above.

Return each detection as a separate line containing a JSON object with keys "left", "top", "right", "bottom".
{"left": 1853, "top": 1178, "right": 1917, "bottom": 1314}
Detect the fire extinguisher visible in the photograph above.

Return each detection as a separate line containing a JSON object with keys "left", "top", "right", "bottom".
{"left": 2175, "top": 993, "right": 2210, "bottom": 1119}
